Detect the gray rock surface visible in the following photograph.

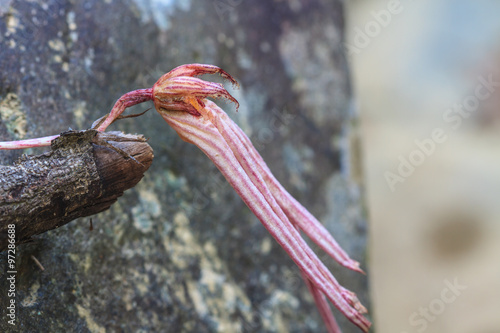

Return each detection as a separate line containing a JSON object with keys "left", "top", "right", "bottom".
{"left": 0, "top": 0, "right": 370, "bottom": 332}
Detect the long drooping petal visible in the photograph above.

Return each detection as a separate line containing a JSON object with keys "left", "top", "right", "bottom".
{"left": 197, "top": 99, "right": 368, "bottom": 322}
{"left": 153, "top": 77, "right": 239, "bottom": 114}
{"left": 199, "top": 100, "right": 362, "bottom": 273}
{"left": 157, "top": 104, "right": 370, "bottom": 332}
{"left": 303, "top": 272, "right": 342, "bottom": 333}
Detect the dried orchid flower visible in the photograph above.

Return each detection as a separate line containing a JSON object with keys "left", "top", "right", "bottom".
{"left": 0, "top": 64, "right": 371, "bottom": 332}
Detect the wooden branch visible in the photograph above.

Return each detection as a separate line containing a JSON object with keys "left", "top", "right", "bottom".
{"left": 0, "top": 130, "right": 154, "bottom": 251}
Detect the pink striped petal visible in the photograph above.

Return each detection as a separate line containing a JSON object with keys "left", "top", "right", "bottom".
{"left": 157, "top": 100, "right": 370, "bottom": 332}
{"left": 200, "top": 100, "right": 362, "bottom": 273}
{"left": 159, "top": 63, "right": 239, "bottom": 87}
{"left": 153, "top": 77, "right": 239, "bottom": 111}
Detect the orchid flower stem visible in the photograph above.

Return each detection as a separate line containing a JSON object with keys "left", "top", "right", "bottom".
{"left": 96, "top": 88, "right": 153, "bottom": 132}
{"left": 0, "top": 135, "right": 60, "bottom": 150}
{"left": 0, "top": 90, "right": 153, "bottom": 150}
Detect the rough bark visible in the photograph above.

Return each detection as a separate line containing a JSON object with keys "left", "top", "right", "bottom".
{"left": 0, "top": 130, "right": 153, "bottom": 251}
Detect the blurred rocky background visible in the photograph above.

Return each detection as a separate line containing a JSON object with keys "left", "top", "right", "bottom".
{"left": 346, "top": 0, "right": 500, "bottom": 332}
{"left": 0, "top": 1, "right": 369, "bottom": 332}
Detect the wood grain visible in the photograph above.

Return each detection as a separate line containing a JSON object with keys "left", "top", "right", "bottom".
{"left": 0, "top": 130, "right": 153, "bottom": 251}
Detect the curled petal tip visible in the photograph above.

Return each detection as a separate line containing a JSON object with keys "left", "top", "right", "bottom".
{"left": 222, "top": 93, "right": 240, "bottom": 112}
{"left": 342, "top": 290, "right": 368, "bottom": 315}
{"left": 153, "top": 76, "right": 239, "bottom": 113}
{"left": 355, "top": 302, "right": 368, "bottom": 315}
{"left": 217, "top": 68, "right": 240, "bottom": 89}
{"left": 163, "top": 63, "right": 240, "bottom": 88}
{"left": 350, "top": 261, "right": 365, "bottom": 275}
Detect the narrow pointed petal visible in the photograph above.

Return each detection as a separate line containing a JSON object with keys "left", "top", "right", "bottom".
{"left": 199, "top": 100, "right": 362, "bottom": 273}
{"left": 186, "top": 99, "right": 369, "bottom": 330}
{"left": 152, "top": 100, "right": 201, "bottom": 116}
{"left": 158, "top": 105, "right": 370, "bottom": 332}
{"left": 160, "top": 63, "right": 239, "bottom": 87}
{"left": 153, "top": 77, "right": 239, "bottom": 111}
{"left": 0, "top": 135, "right": 60, "bottom": 149}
